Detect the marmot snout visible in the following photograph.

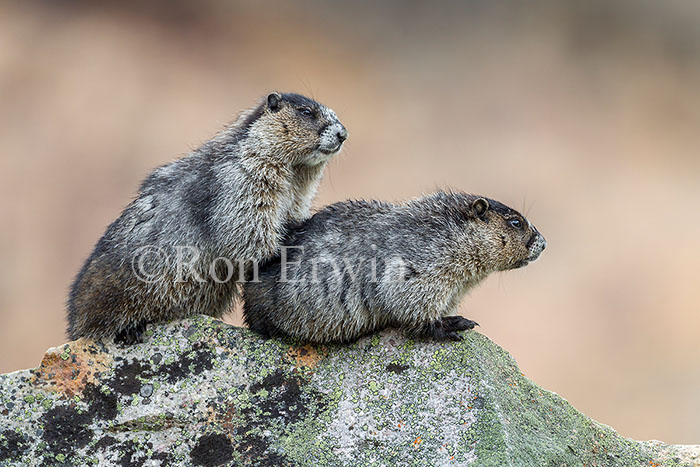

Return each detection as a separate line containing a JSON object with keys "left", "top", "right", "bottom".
{"left": 242, "top": 191, "right": 546, "bottom": 344}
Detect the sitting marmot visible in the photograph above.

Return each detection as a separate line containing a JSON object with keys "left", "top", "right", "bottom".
{"left": 68, "top": 92, "right": 347, "bottom": 343}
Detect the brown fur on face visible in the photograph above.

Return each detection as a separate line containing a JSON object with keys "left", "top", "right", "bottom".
{"left": 473, "top": 199, "right": 547, "bottom": 271}
{"left": 440, "top": 196, "right": 546, "bottom": 282}
{"left": 246, "top": 92, "right": 347, "bottom": 167}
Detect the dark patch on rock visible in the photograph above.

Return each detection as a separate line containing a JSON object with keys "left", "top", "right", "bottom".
{"left": 249, "top": 370, "right": 285, "bottom": 393}
{"left": 190, "top": 433, "right": 234, "bottom": 467}
{"left": 156, "top": 342, "right": 214, "bottom": 384}
{"left": 41, "top": 405, "right": 94, "bottom": 455}
{"left": 386, "top": 363, "right": 410, "bottom": 374}
{"left": 239, "top": 368, "right": 331, "bottom": 466}
{"left": 109, "top": 360, "right": 149, "bottom": 395}
{"left": 210, "top": 370, "right": 319, "bottom": 465}
{"left": 82, "top": 383, "right": 118, "bottom": 420}
{"left": 118, "top": 439, "right": 149, "bottom": 467}
{"left": 108, "top": 345, "right": 211, "bottom": 393}
{"left": 152, "top": 449, "right": 174, "bottom": 464}
{"left": 247, "top": 370, "right": 308, "bottom": 422}
{"left": 92, "top": 435, "right": 118, "bottom": 452}
{"left": 0, "top": 429, "right": 30, "bottom": 462}
{"left": 237, "top": 434, "right": 291, "bottom": 465}
{"left": 237, "top": 433, "right": 268, "bottom": 461}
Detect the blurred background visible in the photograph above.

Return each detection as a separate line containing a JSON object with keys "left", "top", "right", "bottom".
{"left": 1, "top": 0, "right": 699, "bottom": 444}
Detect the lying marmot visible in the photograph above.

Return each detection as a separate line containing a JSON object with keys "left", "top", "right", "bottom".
{"left": 243, "top": 191, "right": 545, "bottom": 343}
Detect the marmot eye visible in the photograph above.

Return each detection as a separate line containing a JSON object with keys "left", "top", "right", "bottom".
{"left": 299, "top": 107, "right": 315, "bottom": 118}
{"left": 509, "top": 219, "right": 523, "bottom": 229}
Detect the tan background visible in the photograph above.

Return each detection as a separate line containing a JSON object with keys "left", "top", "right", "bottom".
{"left": 1, "top": 0, "right": 699, "bottom": 444}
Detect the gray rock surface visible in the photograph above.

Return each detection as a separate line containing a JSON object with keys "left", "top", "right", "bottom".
{"left": 0, "top": 315, "right": 698, "bottom": 466}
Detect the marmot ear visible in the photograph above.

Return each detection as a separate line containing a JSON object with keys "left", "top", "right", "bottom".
{"left": 472, "top": 198, "right": 489, "bottom": 217}
{"left": 267, "top": 92, "right": 282, "bottom": 112}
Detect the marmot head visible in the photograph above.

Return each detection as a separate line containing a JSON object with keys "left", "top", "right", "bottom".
{"left": 466, "top": 196, "right": 546, "bottom": 272}
{"left": 433, "top": 192, "right": 546, "bottom": 274}
{"left": 240, "top": 92, "right": 347, "bottom": 166}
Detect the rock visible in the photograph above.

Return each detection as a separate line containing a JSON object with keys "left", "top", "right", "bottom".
{"left": 0, "top": 315, "right": 697, "bottom": 466}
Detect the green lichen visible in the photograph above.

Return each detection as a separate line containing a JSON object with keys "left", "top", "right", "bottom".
{"left": 0, "top": 316, "right": 696, "bottom": 466}
{"left": 464, "top": 331, "right": 675, "bottom": 466}
{"left": 59, "top": 346, "right": 71, "bottom": 361}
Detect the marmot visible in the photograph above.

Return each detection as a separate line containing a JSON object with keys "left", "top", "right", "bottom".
{"left": 242, "top": 191, "right": 546, "bottom": 343}
{"left": 67, "top": 92, "right": 347, "bottom": 343}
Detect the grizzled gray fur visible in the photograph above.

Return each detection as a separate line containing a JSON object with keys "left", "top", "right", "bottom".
{"left": 67, "top": 92, "right": 347, "bottom": 343}
{"left": 243, "top": 191, "right": 546, "bottom": 343}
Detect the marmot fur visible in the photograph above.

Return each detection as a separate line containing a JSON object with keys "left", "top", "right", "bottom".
{"left": 242, "top": 191, "right": 545, "bottom": 343}
{"left": 68, "top": 92, "right": 347, "bottom": 343}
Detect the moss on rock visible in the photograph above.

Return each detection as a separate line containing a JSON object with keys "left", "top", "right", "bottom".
{"left": 0, "top": 315, "right": 697, "bottom": 466}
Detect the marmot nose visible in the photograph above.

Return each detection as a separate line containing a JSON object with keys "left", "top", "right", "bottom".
{"left": 336, "top": 126, "right": 348, "bottom": 143}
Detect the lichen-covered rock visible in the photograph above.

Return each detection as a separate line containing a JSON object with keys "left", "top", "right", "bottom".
{"left": 0, "top": 315, "right": 697, "bottom": 466}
